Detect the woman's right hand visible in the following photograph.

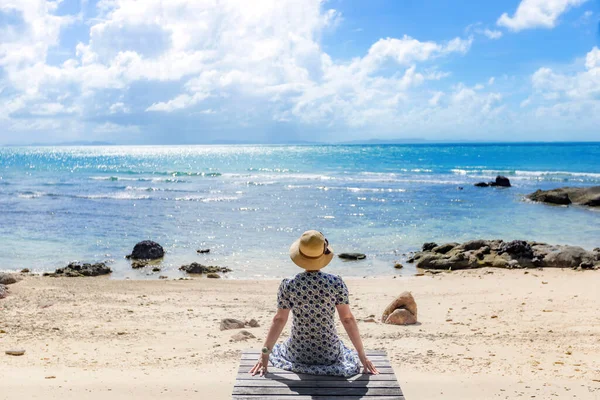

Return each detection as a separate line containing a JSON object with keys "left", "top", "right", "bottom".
{"left": 360, "top": 355, "right": 380, "bottom": 374}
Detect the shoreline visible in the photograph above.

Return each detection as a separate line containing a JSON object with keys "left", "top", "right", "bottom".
{"left": 1, "top": 269, "right": 599, "bottom": 399}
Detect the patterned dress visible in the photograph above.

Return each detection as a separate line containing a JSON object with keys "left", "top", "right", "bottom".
{"left": 269, "top": 271, "right": 361, "bottom": 377}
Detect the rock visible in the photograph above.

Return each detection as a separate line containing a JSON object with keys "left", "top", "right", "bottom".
{"left": 381, "top": 291, "right": 417, "bottom": 325}
{"left": 247, "top": 319, "right": 260, "bottom": 328}
{"left": 20, "top": 268, "right": 30, "bottom": 273}
{"left": 491, "top": 175, "right": 511, "bottom": 187}
{"left": 231, "top": 330, "right": 256, "bottom": 341}
{"left": 460, "top": 240, "right": 489, "bottom": 251}
{"left": 473, "top": 246, "right": 491, "bottom": 260}
{"left": 474, "top": 182, "right": 489, "bottom": 187}
{"left": 158, "top": 275, "right": 168, "bottom": 279}
{"left": 363, "top": 317, "right": 378, "bottom": 323}
{"left": 206, "top": 273, "right": 220, "bottom": 279}
{"left": 422, "top": 242, "right": 438, "bottom": 251}
{"left": 179, "top": 263, "right": 232, "bottom": 274}
{"left": 579, "top": 261, "right": 594, "bottom": 270}
{"left": 220, "top": 318, "right": 246, "bottom": 331}
{"left": 0, "top": 273, "right": 21, "bottom": 285}
{"left": 432, "top": 243, "right": 459, "bottom": 254}
{"left": 527, "top": 186, "right": 600, "bottom": 208}
{"left": 5, "top": 349, "right": 25, "bottom": 356}
{"left": 393, "top": 263, "right": 403, "bottom": 269}
{"left": 151, "top": 267, "right": 161, "bottom": 272}
{"left": 338, "top": 253, "right": 366, "bottom": 260}
{"left": 0, "top": 284, "right": 7, "bottom": 299}
{"left": 499, "top": 240, "right": 534, "bottom": 259}
{"left": 543, "top": 246, "right": 595, "bottom": 269}
{"left": 528, "top": 189, "right": 571, "bottom": 205}
{"left": 45, "top": 262, "right": 112, "bottom": 277}
{"left": 131, "top": 261, "right": 148, "bottom": 269}
{"left": 197, "top": 249, "right": 210, "bottom": 254}
{"left": 128, "top": 240, "right": 165, "bottom": 260}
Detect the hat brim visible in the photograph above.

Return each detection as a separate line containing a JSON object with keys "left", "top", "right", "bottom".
{"left": 289, "top": 239, "right": 334, "bottom": 271}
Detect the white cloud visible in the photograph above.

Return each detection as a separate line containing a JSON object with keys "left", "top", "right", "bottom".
{"left": 482, "top": 29, "right": 503, "bottom": 39}
{"left": 109, "top": 102, "right": 130, "bottom": 114}
{"left": 488, "top": 77, "right": 495, "bottom": 85}
{"left": 146, "top": 93, "right": 209, "bottom": 112}
{"left": 497, "top": 0, "right": 590, "bottom": 31}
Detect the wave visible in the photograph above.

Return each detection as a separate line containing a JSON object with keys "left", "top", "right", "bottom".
{"left": 451, "top": 169, "right": 600, "bottom": 181}
{"left": 18, "top": 191, "right": 45, "bottom": 199}
{"left": 97, "top": 170, "right": 222, "bottom": 177}
{"left": 17, "top": 191, "right": 150, "bottom": 200}
{"left": 90, "top": 176, "right": 188, "bottom": 183}
{"left": 123, "top": 186, "right": 189, "bottom": 193}
{"left": 174, "top": 195, "right": 239, "bottom": 202}
{"left": 246, "top": 168, "right": 297, "bottom": 173}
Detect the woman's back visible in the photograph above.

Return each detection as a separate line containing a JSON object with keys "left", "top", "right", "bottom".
{"left": 277, "top": 271, "right": 349, "bottom": 365}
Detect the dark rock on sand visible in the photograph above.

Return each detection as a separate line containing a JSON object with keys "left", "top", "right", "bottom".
{"left": 220, "top": 318, "right": 246, "bottom": 331}
{"left": 412, "top": 239, "right": 600, "bottom": 270}
{"left": 206, "top": 273, "right": 220, "bottom": 279}
{"left": 247, "top": 319, "right": 260, "bottom": 328}
{"left": 179, "top": 262, "right": 232, "bottom": 274}
{"left": 127, "top": 240, "right": 165, "bottom": 260}
{"left": 44, "top": 262, "right": 112, "bottom": 277}
{"left": 197, "top": 249, "right": 210, "bottom": 254}
{"left": 393, "top": 263, "right": 404, "bottom": 269}
{"left": 382, "top": 291, "right": 418, "bottom": 325}
{"left": 0, "top": 273, "right": 21, "bottom": 285}
{"left": 527, "top": 186, "right": 600, "bottom": 207}
{"left": 499, "top": 240, "right": 534, "bottom": 259}
{"left": 338, "top": 253, "right": 366, "bottom": 260}
{"left": 0, "top": 284, "right": 7, "bottom": 299}
{"left": 21, "top": 268, "right": 30, "bottom": 274}
{"left": 5, "top": 349, "right": 26, "bottom": 356}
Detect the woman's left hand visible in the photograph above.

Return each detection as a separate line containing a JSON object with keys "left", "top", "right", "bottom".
{"left": 249, "top": 354, "right": 270, "bottom": 376}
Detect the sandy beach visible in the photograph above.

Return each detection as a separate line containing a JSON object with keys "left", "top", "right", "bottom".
{"left": 2, "top": 269, "right": 599, "bottom": 399}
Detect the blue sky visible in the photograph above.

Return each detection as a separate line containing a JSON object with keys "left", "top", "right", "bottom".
{"left": 0, "top": 0, "right": 599, "bottom": 144}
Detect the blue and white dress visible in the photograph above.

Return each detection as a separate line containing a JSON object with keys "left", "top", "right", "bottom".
{"left": 269, "top": 271, "right": 361, "bottom": 377}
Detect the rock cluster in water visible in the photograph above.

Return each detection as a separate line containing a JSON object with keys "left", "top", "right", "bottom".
{"left": 179, "top": 262, "right": 232, "bottom": 274}
{"left": 44, "top": 262, "right": 112, "bottom": 277}
{"left": 527, "top": 186, "right": 600, "bottom": 207}
{"left": 408, "top": 240, "right": 600, "bottom": 270}
{"left": 474, "top": 175, "right": 511, "bottom": 188}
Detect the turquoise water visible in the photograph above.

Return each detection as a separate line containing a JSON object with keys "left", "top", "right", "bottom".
{"left": 0, "top": 144, "right": 599, "bottom": 278}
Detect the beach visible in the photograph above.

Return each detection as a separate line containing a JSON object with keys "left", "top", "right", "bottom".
{"left": 2, "top": 269, "right": 599, "bottom": 400}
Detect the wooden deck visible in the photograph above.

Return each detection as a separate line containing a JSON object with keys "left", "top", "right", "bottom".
{"left": 232, "top": 349, "right": 404, "bottom": 399}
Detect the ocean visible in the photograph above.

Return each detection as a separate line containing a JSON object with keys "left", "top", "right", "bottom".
{"left": 1, "top": 143, "right": 599, "bottom": 279}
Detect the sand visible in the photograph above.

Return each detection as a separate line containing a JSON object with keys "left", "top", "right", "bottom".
{"left": 1, "top": 268, "right": 599, "bottom": 400}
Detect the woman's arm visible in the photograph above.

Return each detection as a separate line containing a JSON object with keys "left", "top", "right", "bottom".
{"left": 249, "top": 308, "right": 290, "bottom": 376}
{"left": 336, "top": 303, "right": 379, "bottom": 374}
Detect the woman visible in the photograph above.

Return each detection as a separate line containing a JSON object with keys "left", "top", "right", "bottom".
{"left": 250, "top": 230, "right": 379, "bottom": 377}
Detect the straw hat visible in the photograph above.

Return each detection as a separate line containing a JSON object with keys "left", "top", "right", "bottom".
{"left": 289, "top": 230, "right": 334, "bottom": 271}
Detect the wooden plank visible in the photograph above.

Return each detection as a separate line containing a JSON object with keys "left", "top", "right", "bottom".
{"left": 236, "top": 372, "right": 399, "bottom": 382}
{"left": 239, "top": 360, "right": 392, "bottom": 368}
{"left": 233, "top": 380, "right": 401, "bottom": 389}
{"left": 233, "top": 386, "right": 402, "bottom": 396}
{"left": 237, "top": 366, "right": 396, "bottom": 376}
{"left": 243, "top": 350, "right": 386, "bottom": 357}
{"left": 233, "top": 396, "right": 404, "bottom": 400}
{"left": 240, "top": 355, "right": 391, "bottom": 362}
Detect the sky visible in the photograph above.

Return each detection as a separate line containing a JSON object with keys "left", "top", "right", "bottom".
{"left": 0, "top": 0, "right": 599, "bottom": 144}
